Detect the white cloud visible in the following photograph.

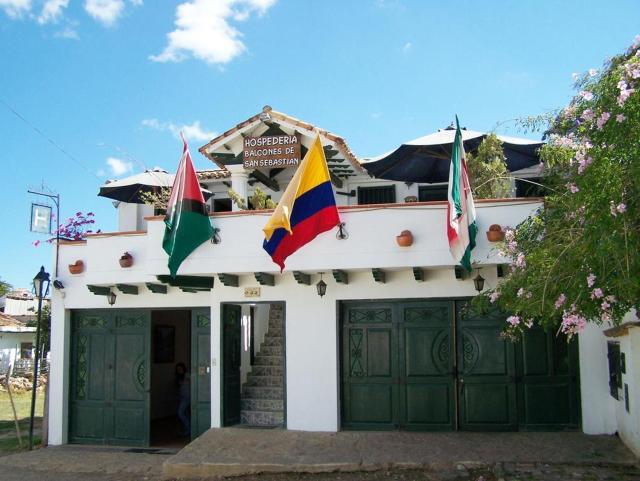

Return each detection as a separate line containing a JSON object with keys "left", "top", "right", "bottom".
{"left": 142, "top": 118, "right": 217, "bottom": 142}
{"left": 84, "top": 0, "right": 124, "bottom": 26}
{"left": 402, "top": 42, "right": 412, "bottom": 53}
{"left": 106, "top": 157, "right": 133, "bottom": 176}
{"left": 37, "top": 0, "right": 69, "bottom": 24}
{"left": 54, "top": 25, "right": 79, "bottom": 39}
{"left": 150, "top": 0, "right": 277, "bottom": 65}
{"left": 0, "top": 0, "right": 31, "bottom": 19}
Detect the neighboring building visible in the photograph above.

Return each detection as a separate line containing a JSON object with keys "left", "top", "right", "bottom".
{"left": 0, "top": 313, "right": 37, "bottom": 373}
{"left": 47, "top": 106, "right": 633, "bottom": 456}
{"left": 0, "top": 287, "right": 49, "bottom": 323}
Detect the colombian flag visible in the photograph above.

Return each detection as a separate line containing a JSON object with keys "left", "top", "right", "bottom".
{"left": 263, "top": 136, "right": 340, "bottom": 271}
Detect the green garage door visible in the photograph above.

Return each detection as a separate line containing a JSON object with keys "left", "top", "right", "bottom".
{"left": 70, "top": 310, "right": 150, "bottom": 446}
{"left": 341, "top": 300, "right": 579, "bottom": 431}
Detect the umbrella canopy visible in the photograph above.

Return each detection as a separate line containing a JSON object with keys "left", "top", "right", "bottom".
{"left": 362, "top": 126, "right": 544, "bottom": 183}
{"left": 98, "top": 168, "right": 212, "bottom": 204}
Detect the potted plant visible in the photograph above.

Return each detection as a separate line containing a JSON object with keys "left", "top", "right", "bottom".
{"left": 486, "top": 224, "right": 505, "bottom": 242}
{"left": 68, "top": 260, "right": 84, "bottom": 274}
{"left": 119, "top": 252, "right": 134, "bottom": 268}
{"left": 396, "top": 230, "right": 414, "bottom": 247}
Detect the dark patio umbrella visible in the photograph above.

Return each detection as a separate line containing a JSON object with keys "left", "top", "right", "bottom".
{"left": 98, "top": 168, "right": 212, "bottom": 204}
{"left": 362, "top": 126, "right": 544, "bottom": 183}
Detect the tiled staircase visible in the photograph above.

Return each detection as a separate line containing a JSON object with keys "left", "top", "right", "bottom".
{"left": 240, "top": 304, "right": 285, "bottom": 427}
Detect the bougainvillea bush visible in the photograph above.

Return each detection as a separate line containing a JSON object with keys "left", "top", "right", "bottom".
{"left": 33, "top": 211, "right": 100, "bottom": 246}
{"left": 480, "top": 36, "right": 640, "bottom": 341}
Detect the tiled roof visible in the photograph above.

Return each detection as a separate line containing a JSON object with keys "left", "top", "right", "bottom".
{"left": 197, "top": 169, "right": 231, "bottom": 180}
{"left": 0, "top": 313, "right": 28, "bottom": 328}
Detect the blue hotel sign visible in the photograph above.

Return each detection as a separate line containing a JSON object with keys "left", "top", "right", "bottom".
{"left": 30, "top": 203, "right": 52, "bottom": 234}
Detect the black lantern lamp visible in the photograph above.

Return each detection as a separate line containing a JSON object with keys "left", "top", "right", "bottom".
{"left": 316, "top": 273, "right": 327, "bottom": 298}
{"left": 473, "top": 268, "right": 485, "bottom": 293}
{"left": 29, "top": 266, "right": 50, "bottom": 450}
{"left": 107, "top": 290, "right": 117, "bottom": 306}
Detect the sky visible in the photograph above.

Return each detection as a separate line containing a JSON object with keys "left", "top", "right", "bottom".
{"left": 0, "top": 0, "right": 638, "bottom": 289}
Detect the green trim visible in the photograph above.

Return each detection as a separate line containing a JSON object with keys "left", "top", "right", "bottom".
{"left": 412, "top": 267, "right": 424, "bottom": 282}
{"left": 116, "top": 284, "right": 139, "bottom": 295}
{"left": 146, "top": 283, "right": 167, "bottom": 294}
{"left": 157, "top": 275, "right": 214, "bottom": 290}
{"left": 371, "top": 268, "right": 386, "bottom": 283}
{"left": 218, "top": 273, "right": 239, "bottom": 287}
{"left": 87, "top": 285, "right": 111, "bottom": 296}
{"left": 254, "top": 272, "right": 275, "bottom": 286}
{"left": 292, "top": 271, "right": 311, "bottom": 285}
{"left": 333, "top": 269, "right": 349, "bottom": 284}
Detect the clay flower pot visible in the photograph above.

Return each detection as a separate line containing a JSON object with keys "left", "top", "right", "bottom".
{"left": 68, "top": 260, "right": 84, "bottom": 275}
{"left": 396, "top": 230, "right": 414, "bottom": 247}
{"left": 119, "top": 252, "right": 133, "bottom": 268}
{"left": 486, "top": 224, "right": 505, "bottom": 242}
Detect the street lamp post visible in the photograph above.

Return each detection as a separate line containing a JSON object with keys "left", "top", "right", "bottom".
{"left": 29, "top": 266, "right": 50, "bottom": 450}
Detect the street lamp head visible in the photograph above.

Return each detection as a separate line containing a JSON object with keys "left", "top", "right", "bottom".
{"left": 473, "top": 269, "right": 485, "bottom": 293}
{"left": 316, "top": 273, "right": 327, "bottom": 298}
{"left": 107, "top": 290, "right": 117, "bottom": 306}
{"left": 33, "top": 266, "right": 50, "bottom": 297}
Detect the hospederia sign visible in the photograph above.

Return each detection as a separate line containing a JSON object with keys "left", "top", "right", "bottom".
{"left": 243, "top": 135, "right": 301, "bottom": 169}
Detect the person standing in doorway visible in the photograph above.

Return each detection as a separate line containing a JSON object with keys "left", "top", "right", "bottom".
{"left": 175, "top": 362, "right": 190, "bottom": 437}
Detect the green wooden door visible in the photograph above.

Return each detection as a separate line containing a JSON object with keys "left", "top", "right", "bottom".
{"left": 70, "top": 310, "right": 150, "bottom": 446}
{"left": 191, "top": 308, "right": 211, "bottom": 438}
{"left": 456, "top": 302, "right": 517, "bottom": 431}
{"left": 222, "top": 304, "right": 242, "bottom": 426}
{"left": 341, "top": 302, "right": 398, "bottom": 430}
{"left": 516, "top": 326, "right": 581, "bottom": 430}
{"left": 400, "top": 301, "right": 455, "bottom": 431}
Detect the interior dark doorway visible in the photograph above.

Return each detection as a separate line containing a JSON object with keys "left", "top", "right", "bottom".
{"left": 221, "top": 302, "right": 286, "bottom": 428}
{"left": 150, "top": 310, "right": 191, "bottom": 448}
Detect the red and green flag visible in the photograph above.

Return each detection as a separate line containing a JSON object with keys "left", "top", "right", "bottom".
{"left": 447, "top": 116, "right": 477, "bottom": 272}
{"left": 163, "top": 137, "right": 213, "bottom": 277}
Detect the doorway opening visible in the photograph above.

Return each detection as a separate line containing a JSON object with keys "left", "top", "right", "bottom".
{"left": 150, "top": 310, "right": 191, "bottom": 447}
{"left": 221, "top": 302, "right": 285, "bottom": 428}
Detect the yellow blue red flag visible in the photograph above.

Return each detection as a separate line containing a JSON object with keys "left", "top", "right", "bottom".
{"left": 263, "top": 136, "right": 340, "bottom": 271}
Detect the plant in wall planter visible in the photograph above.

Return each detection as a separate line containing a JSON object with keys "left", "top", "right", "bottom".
{"left": 396, "top": 230, "right": 414, "bottom": 247}
{"left": 486, "top": 224, "right": 505, "bottom": 242}
{"left": 119, "top": 252, "right": 134, "bottom": 268}
{"left": 68, "top": 260, "right": 84, "bottom": 274}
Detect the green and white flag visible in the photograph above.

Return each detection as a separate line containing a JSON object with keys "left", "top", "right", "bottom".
{"left": 446, "top": 116, "right": 477, "bottom": 271}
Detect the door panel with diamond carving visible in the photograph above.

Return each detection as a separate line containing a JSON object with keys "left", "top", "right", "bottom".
{"left": 341, "top": 303, "right": 398, "bottom": 430}
{"left": 70, "top": 310, "right": 150, "bottom": 446}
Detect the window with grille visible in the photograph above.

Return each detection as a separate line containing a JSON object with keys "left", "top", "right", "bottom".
{"left": 418, "top": 185, "right": 448, "bottom": 202}
{"left": 357, "top": 185, "right": 396, "bottom": 205}
{"left": 607, "top": 341, "right": 621, "bottom": 400}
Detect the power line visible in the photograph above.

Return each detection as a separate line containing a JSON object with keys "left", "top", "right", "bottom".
{"left": 0, "top": 98, "right": 102, "bottom": 180}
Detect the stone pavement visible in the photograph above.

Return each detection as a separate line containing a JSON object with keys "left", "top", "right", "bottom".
{"left": 0, "top": 430, "right": 638, "bottom": 481}
{"left": 163, "top": 429, "right": 638, "bottom": 478}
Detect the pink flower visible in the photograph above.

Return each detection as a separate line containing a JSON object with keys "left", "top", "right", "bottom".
{"left": 588, "top": 68, "right": 598, "bottom": 77}
{"left": 569, "top": 183, "right": 579, "bottom": 193}
{"left": 587, "top": 273, "right": 596, "bottom": 287}
{"left": 591, "top": 288, "right": 604, "bottom": 299}
{"left": 601, "top": 312, "right": 612, "bottom": 322}
{"left": 581, "top": 109, "right": 595, "bottom": 121}
{"left": 505, "top": 229, "right": 515, "bottom": 242}
{"left": 616, "top": 114, "right": 626, "bottom": 122}
{"left": 596, "top": 112, "right": 610, "bottom": 130}
{"left": 525, "top": 319, "right": 534, "bottom": 328}
{"left": 601, "top": 300, "right": 611, "bottom": 311}
{"left": 507, "top": 315, "right": 521, "bottom": 326}
{"left": 606, "top": 295, "right": 616, "bottom": 303}
{"left": 560, "top": 311, "right": 587, "bottom": 337}
{"left": 555, "top": 293, "right": 567, "bottom": 309}
{"left": 515, "top": 253, "right": 526, "bottom": 268}
{"left": 610, "top": 201, "right": 618, "bottom": 216}
{"left": 517, "top": 288, "right": 525, "bottom": 298}
{"left": 580, "top": 91, "right": 594, "bottom": 101}
{"left": 577, "top": 156, "right": 592, "bottom": 174}
{"left": 617, "top": 203, "right": 627, "bottom": 214}
{"left": 489, "top": 291, "right": 500, "bottom": 303}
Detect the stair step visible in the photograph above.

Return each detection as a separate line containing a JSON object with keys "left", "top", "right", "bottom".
{"left": 241, "top": 398, "right": 284, "bottom": 411}
{"left": 245, "top": 375, "right": 283, "bottom": 387}
{"left": 251, "top": 364, "right": 283, "bottom": 376}
{"left": 253, "top": 355, "right": 284, "bottom": 366}
{"left": 266, "top": 327, "right": 284, "bottom": 337}
{"left": 268, "top": 319, "right": 283, "bottom": 329}
{"left": 262, "top": 337, "right": 283, "bottom": 347}
{"left": 242, "top": 385, "right": 283, "bottom": 399}
{"left": 241, "top": 410, "right": 284, "bottom": 427}
{"left": 258, "top": 345, "right": 283, "bottom": 356}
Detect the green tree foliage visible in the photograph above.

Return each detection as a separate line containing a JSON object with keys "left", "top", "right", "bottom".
{"left": 0, "top": 278, "right": 11, "bottom": 297}
{"left": 466, "top": 134, "right": 512, "bottom": 199}
{"left": 228, "top": 188, "right": 276, "bottom": 210}
{"left": 478, "top": 38, "right": 640, "bottom": 340}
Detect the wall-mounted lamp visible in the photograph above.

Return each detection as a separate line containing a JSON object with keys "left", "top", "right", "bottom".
{"left": 211, "top": 227, "right": 221, "bottom": 244}
{"left": 107, "top": 290, "right": 117, "bottom": 306}
{"left": 336, "top": 222, "right": 348, "bottom": 240}
{"left": 473, "top": 269, "right": 485, "bottom": 293}
{"left": 316, "top": 273, "right": 327, "bottom": 298}
{"left": 53, "top": 280, "right": 65, "bottom": 290}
